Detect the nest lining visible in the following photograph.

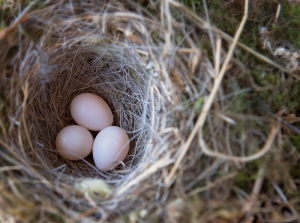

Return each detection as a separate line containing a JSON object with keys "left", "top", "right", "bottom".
{"left": 26, "top": 45, "right": 153, "bottom": 180}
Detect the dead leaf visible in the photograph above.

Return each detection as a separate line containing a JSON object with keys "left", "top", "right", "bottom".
{"left": 215, "top": 209, "right": 241, "bottom": 220}
{"left": 171, "top": 68, "right": 185, "bottom": 88}
{"left": 276, "top": 106, "right": 288, "bottom": 117}
{"left": 124, "top": 29, "right": 143, "bottom": 44}
{"left": 189, "top": 51, "right": 201, "bottom": 74}
{"left": 271, "top": 211, "right": 284, "bottom": 221}
{"left": 282, "top": 113, "right": 300, "bottom": 124}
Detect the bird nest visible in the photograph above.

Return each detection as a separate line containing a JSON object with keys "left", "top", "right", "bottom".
{"left": 0, "top": 0, "right": 297, "bottom": 222}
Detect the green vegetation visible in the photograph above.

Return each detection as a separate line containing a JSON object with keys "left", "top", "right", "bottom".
{"left": 274, "top": 2, "right": 300, "bottom": 48}
{"left": 206, "top": 1, "right": 300, "bottom": 114}
{"left": 194, "top": 96, "right": 204, "bottom": 109}
{"left": 45, "top": 212, "right": 66, "bottom": 223}
{"left": 190, "top": 0, "right": 300, "bottom": 50}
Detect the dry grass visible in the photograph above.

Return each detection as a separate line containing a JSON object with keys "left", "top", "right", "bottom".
{"left": 0, "top": 0, "right": 299, "bottom": 222}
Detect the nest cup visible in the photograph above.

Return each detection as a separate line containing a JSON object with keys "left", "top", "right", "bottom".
{"left": 0, "top": 1, "right": 169, "bottom": 219}
{"left": 27, "top": 45, "right": 152, "bottom": 179}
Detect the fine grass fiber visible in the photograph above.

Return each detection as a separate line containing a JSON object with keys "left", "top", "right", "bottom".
{"left": 0, "top": 0, "right": 300, "bottom": 222}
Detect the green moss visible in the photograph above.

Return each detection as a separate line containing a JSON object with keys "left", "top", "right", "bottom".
{"left": 176, "top": 35, "right": 183, "bottom": 44}
{"left": 233, "top": 156, "right": 269, "bottom": 191}
{"left": 183, "top": 0, "right": 202, "bottom": 10}
{"left": 152, "top": 32, "right": 159, "bottom": 40}
{"left": 0, "top": 92, "right": 7, "bottom": 135}
{"left": 231, "top": 92, "right": 248, "bottom": 113}
{"left": 194, "top": 96, "right": 204, "bottom": 109}
{"left": 0, "top": 24, "right": 5, "bottom": 31}
{"left": 289, "top": 134, "right": 300, "bottom": 151}
{"left": 235, "top": 170, "right": 259, "bottom": 182}
{"left": 273, "top": 1, "right": 300, "bottom": 48}
{"left": 230, "top": 122, "right": 245, "bottom": 136}
{"left": 208, "top": 0, "right": 300, "bottom": 49}
{"left": 254, "top": 71, "right": 281, "bottom": 86}
{"left": 45, "top": 212, "right": 66, "bottom": 223}
{"left": 286, "top": 82, "right": 300, "bottom": 112}
{"left": 19, "top": 27, "right": 40, "bottom": 42}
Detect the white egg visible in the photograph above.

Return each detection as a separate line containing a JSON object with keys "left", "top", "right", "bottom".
{"left": 71, "top": 93, "right": 113, "bottom": 131}
{"left": 93, "top": 126, "right": 130, "bottom": 171}
{"left": 56, "top": 125, "right": 93, "bottom": 160}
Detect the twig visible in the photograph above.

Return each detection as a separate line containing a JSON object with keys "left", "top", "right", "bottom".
{"left": 198, "top": 125, "right": 279, "bottom": 162}
{"left": 214, "top": 36, "right": 221, "bottom": 76}
{"left": 271, "top": 181, "right": 300, "bottom": 221}
{"left": 275, "top": 2, "right": 282, "bottom": 22}
{"left": 242, "top": 168, "right": 265, "bottom": 222}
{"left": 0, "top": 166, "right": 22, "bottom": 172}
{"left": 203, "top": 0, "right": 216, "bottom": 61}
{"left": 187, "top": 172, "right": 236, "bottom": 197}
{"left": 117, "top": 158, "right": 173, "bottom": 196}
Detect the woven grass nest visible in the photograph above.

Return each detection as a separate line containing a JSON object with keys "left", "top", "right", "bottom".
{"left": 0, "top": 0, "right": 299, "bottom": 222}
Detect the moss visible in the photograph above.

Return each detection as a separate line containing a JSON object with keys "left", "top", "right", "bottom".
{"left": 289, "top": 134, "right": 300, "bottom": 151}
{"left": 0, "top": 24, "right": 5, "bottom": 30}
{"left": 253, "top": 78, "right": 300, "bottom": 115}
{"left": 183, "top": 0, "right": 299, "bottom": 61}
{"left": 183, "top": 0, "right": 202, "bottom": 9}
{"left": 204, "top": 0, "right": 300, "bottom": 49}
{"left": 194, "top": 96, "right": 204, "bottom": 109}
{"left": 0, "top": 92, "right": 8, "bottom": 134}
{"left": 19, "top": 27, "right": 40, "bottom": 42}
{"left": 228, "top": 92, "right": 249, "bottom": 114}
{"left": 273, "top": 1, "right": 300, "bottom": 48}
{"left": 253, "top": 71, "right": 281, "bottom": 86}
{"left": 233, "top": 155, "right": 273, "bottom": 191}
{"left": 287, "top": 82, "right": 300, "bottom": 112}
{"left": 45, "top": 212, "right": 66, "bottom": 223}
{"left": 176, "top": 35, "right": 183, "bottom": 44}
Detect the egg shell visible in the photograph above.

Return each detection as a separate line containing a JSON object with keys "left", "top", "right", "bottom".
{"left": 56, "top": 125, "right": 93, "bottom": 160}
{"left": 93, "top": 126, "right": 130, "bottom": 171}
{"left": 71, "top": 93, "right": 113, "bottom": 131}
